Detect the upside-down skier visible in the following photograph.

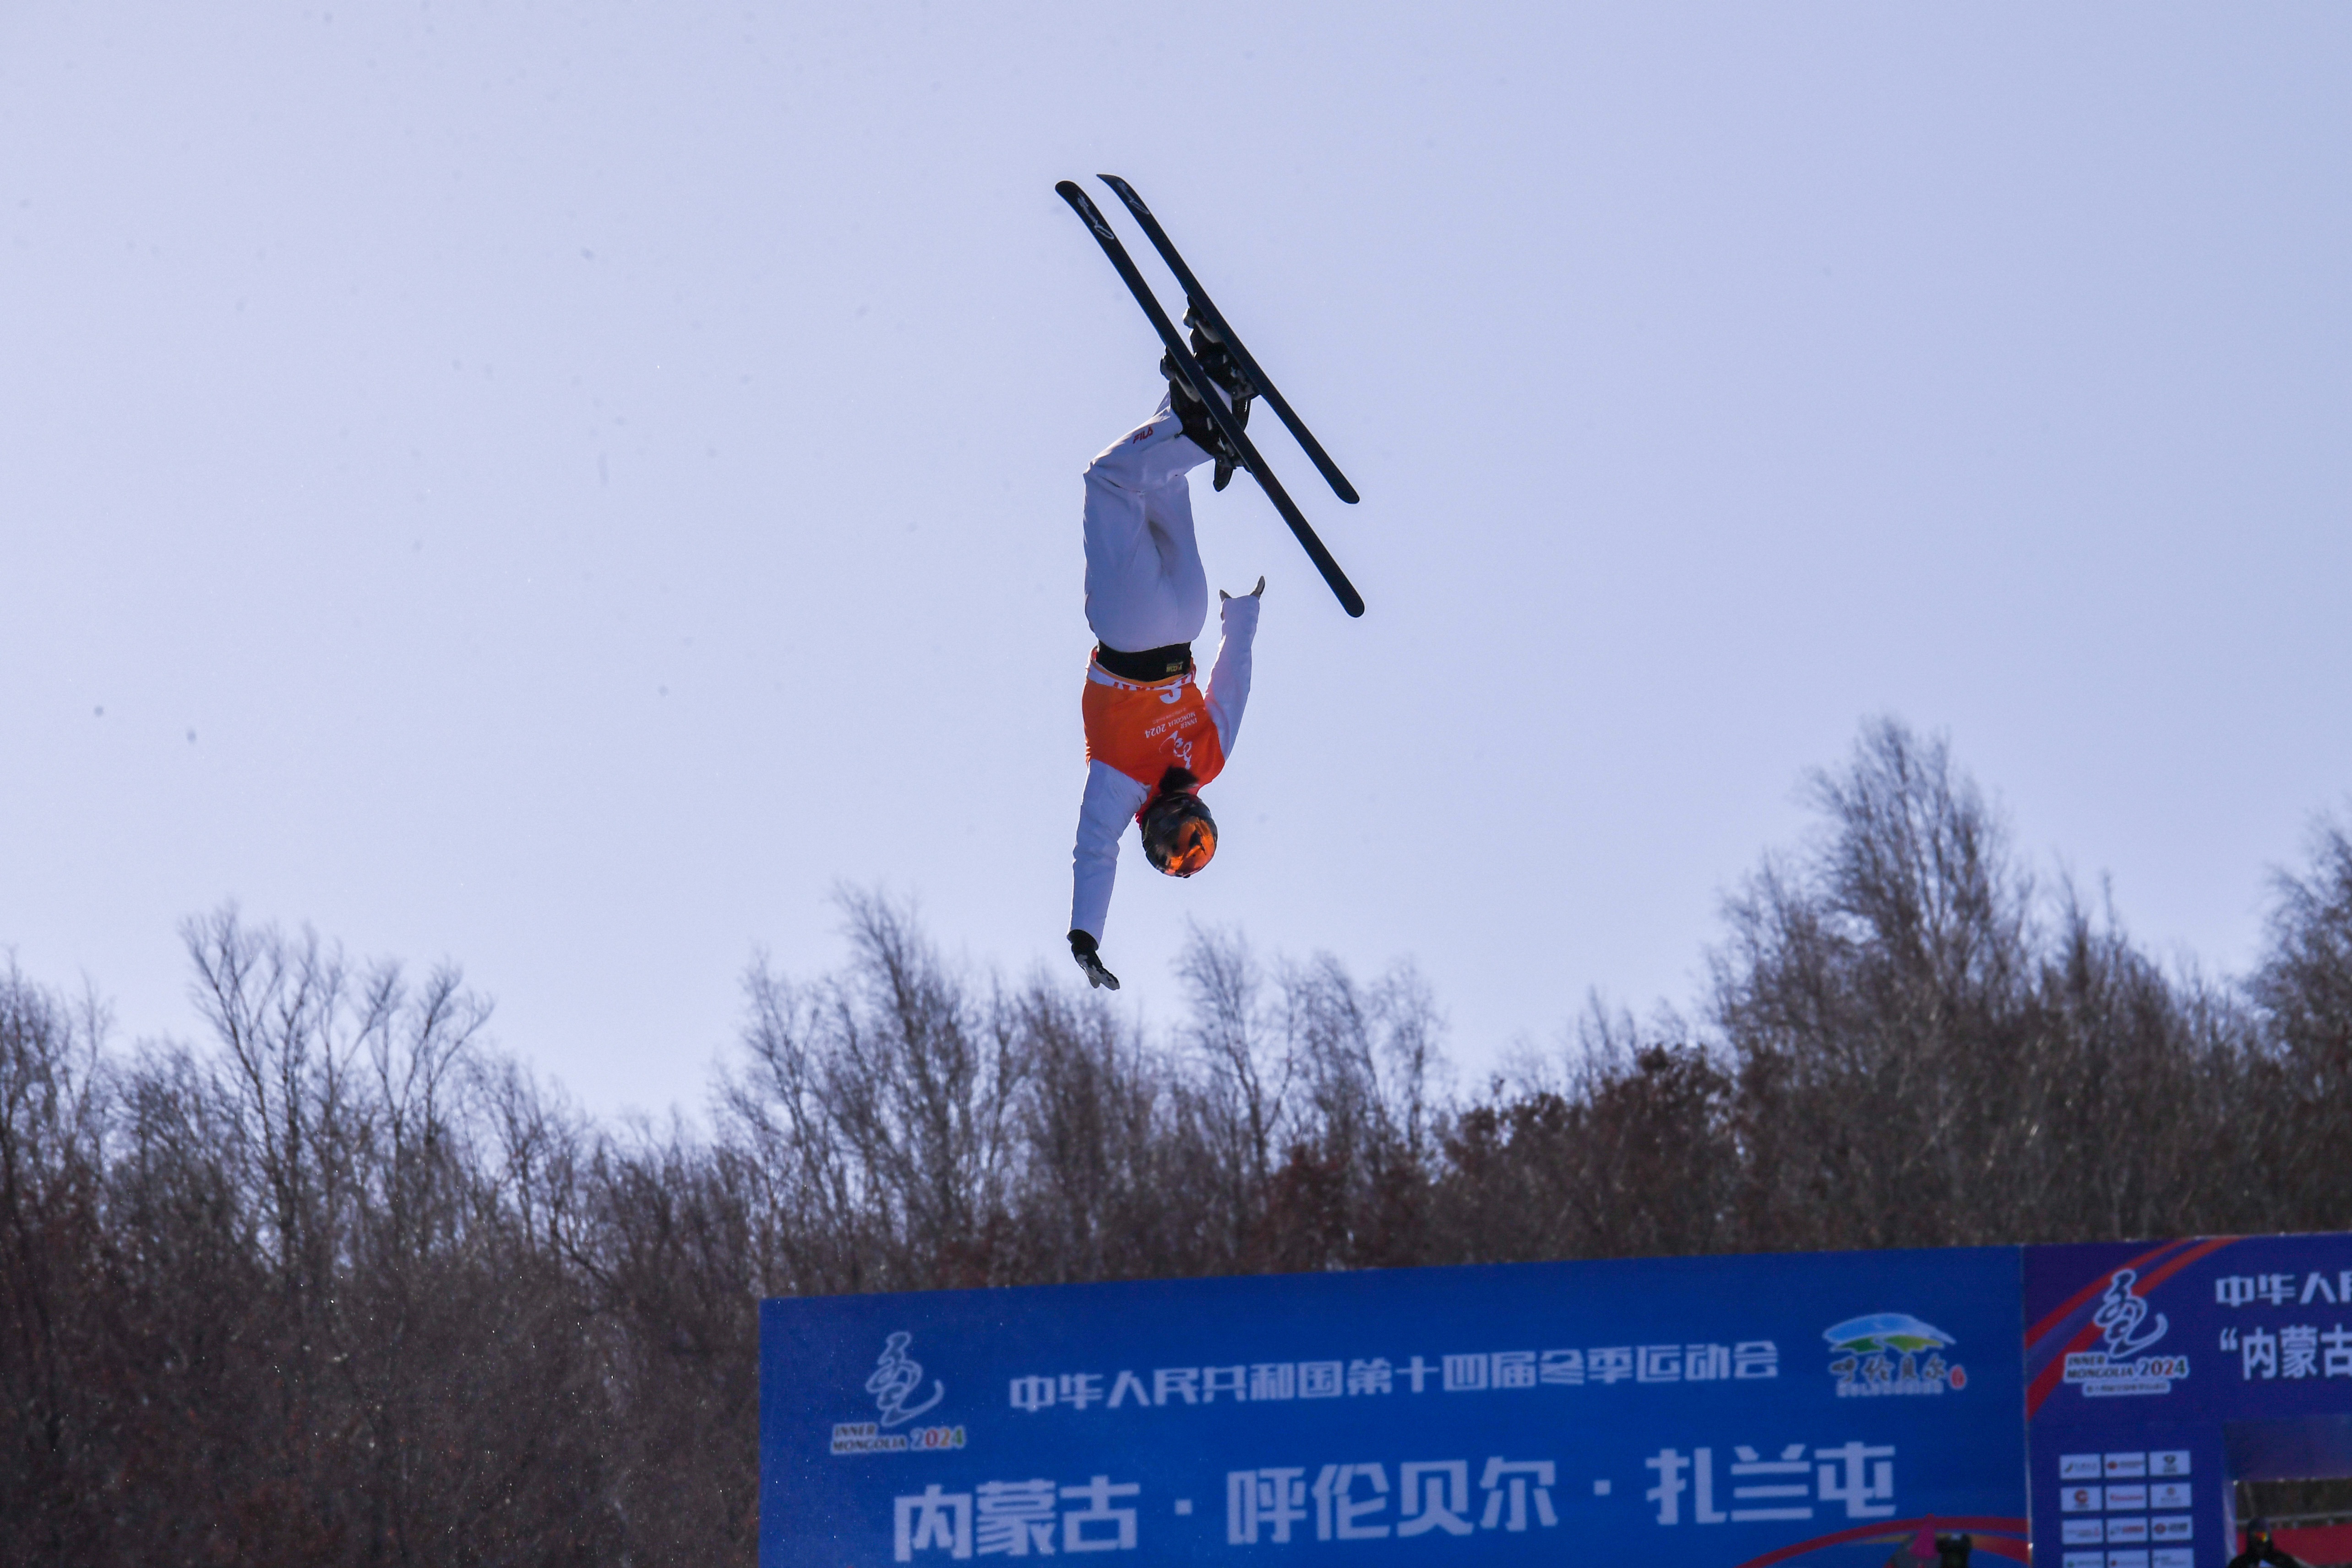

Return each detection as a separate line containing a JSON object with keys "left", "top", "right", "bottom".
{"left": 1065, "top": 348, "right": 1263, "bottom": 992}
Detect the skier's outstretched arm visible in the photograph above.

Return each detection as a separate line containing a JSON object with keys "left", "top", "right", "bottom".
{"left": 1069, "top": 762, "right": 1149, "bottom": 988}
{"left": 1204, "top": 577, "right": 1264, "bottom": 753}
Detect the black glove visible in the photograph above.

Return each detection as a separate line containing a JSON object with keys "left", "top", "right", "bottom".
{"left": 1068, "top": 930, "right": 1120, "bottom": 991}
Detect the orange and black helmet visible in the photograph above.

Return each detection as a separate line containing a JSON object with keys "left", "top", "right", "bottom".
{"left": 1139, "top": 770, "right": 1217, "bottom": 877}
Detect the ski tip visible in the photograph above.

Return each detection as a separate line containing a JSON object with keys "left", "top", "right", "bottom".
{"left": 1054, "top": 179, "right": 1085, "bottom": 200}
{"left": 1334, "top": 482, "right": 1362, "bottom": 506}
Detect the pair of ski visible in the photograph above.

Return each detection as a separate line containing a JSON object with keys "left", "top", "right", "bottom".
{"left": 1056, "top": 176, "right": 1366, "bottom": 618}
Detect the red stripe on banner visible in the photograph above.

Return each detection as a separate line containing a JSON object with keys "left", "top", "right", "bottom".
{"left": 2025, "top": 1236, "right": 2243, "bottom": 1417}
{"left": 1729, "top": 1515, "right": 2029, "bottom": 1568}
{"left": 2135, "top": 1234, "right": 2241, "bottom": 1294}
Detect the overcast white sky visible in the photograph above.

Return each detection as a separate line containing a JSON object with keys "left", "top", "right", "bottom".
{"left": 4, "top": 3, "right": 2348, "bottom": 1119}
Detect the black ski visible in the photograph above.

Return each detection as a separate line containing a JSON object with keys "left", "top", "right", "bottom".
{"left": 1054, "top": 180, "right": 1366, "bottom": 619}
{"left": 1097, "top": 174, "right": 1360, "bottom": 506}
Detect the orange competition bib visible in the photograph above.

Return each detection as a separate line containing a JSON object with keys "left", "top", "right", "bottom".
{"left": 1081, "top": 664, "right": 1227, "bottom": 792}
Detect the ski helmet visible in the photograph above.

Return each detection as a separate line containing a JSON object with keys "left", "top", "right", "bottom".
{"left": 1139, "top": 770, "right": 1217, "bottom": 877}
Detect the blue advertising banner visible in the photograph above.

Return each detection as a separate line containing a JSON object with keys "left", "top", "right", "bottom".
{"left": 2025, "top": 1235, "right": 2352, "bottom": 1568}
{"left": 762, "top": 1248, "right": 2028, "bottom": 1566}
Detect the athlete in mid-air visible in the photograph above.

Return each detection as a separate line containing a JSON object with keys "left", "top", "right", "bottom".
{"left": 1065, "top": 345, "right": 1262, "bottom": 991}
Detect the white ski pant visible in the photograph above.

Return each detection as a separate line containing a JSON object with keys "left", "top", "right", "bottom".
{"left": 1083, "top": 393, "right": 1214, "bottom": 653}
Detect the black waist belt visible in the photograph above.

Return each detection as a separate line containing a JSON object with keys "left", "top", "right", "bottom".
{"left": 1094, "top": 641, "right": 1194, "bottom": 682}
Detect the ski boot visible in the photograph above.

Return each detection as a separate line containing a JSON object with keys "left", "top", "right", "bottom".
{"left": 1162, "top": 308, "right": 1255, "bottom": 490}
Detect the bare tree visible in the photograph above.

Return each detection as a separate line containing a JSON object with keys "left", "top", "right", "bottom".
{"left": 725, "top": 893, "right": 1027, "bottom": 1293}
{"left": 2249, "top": 815, "right": 2352, "bottom": 1224}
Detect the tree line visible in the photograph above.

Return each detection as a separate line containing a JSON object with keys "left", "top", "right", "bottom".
{"left": 5, "top": 719, "right": 2350, "bottom": 1564}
